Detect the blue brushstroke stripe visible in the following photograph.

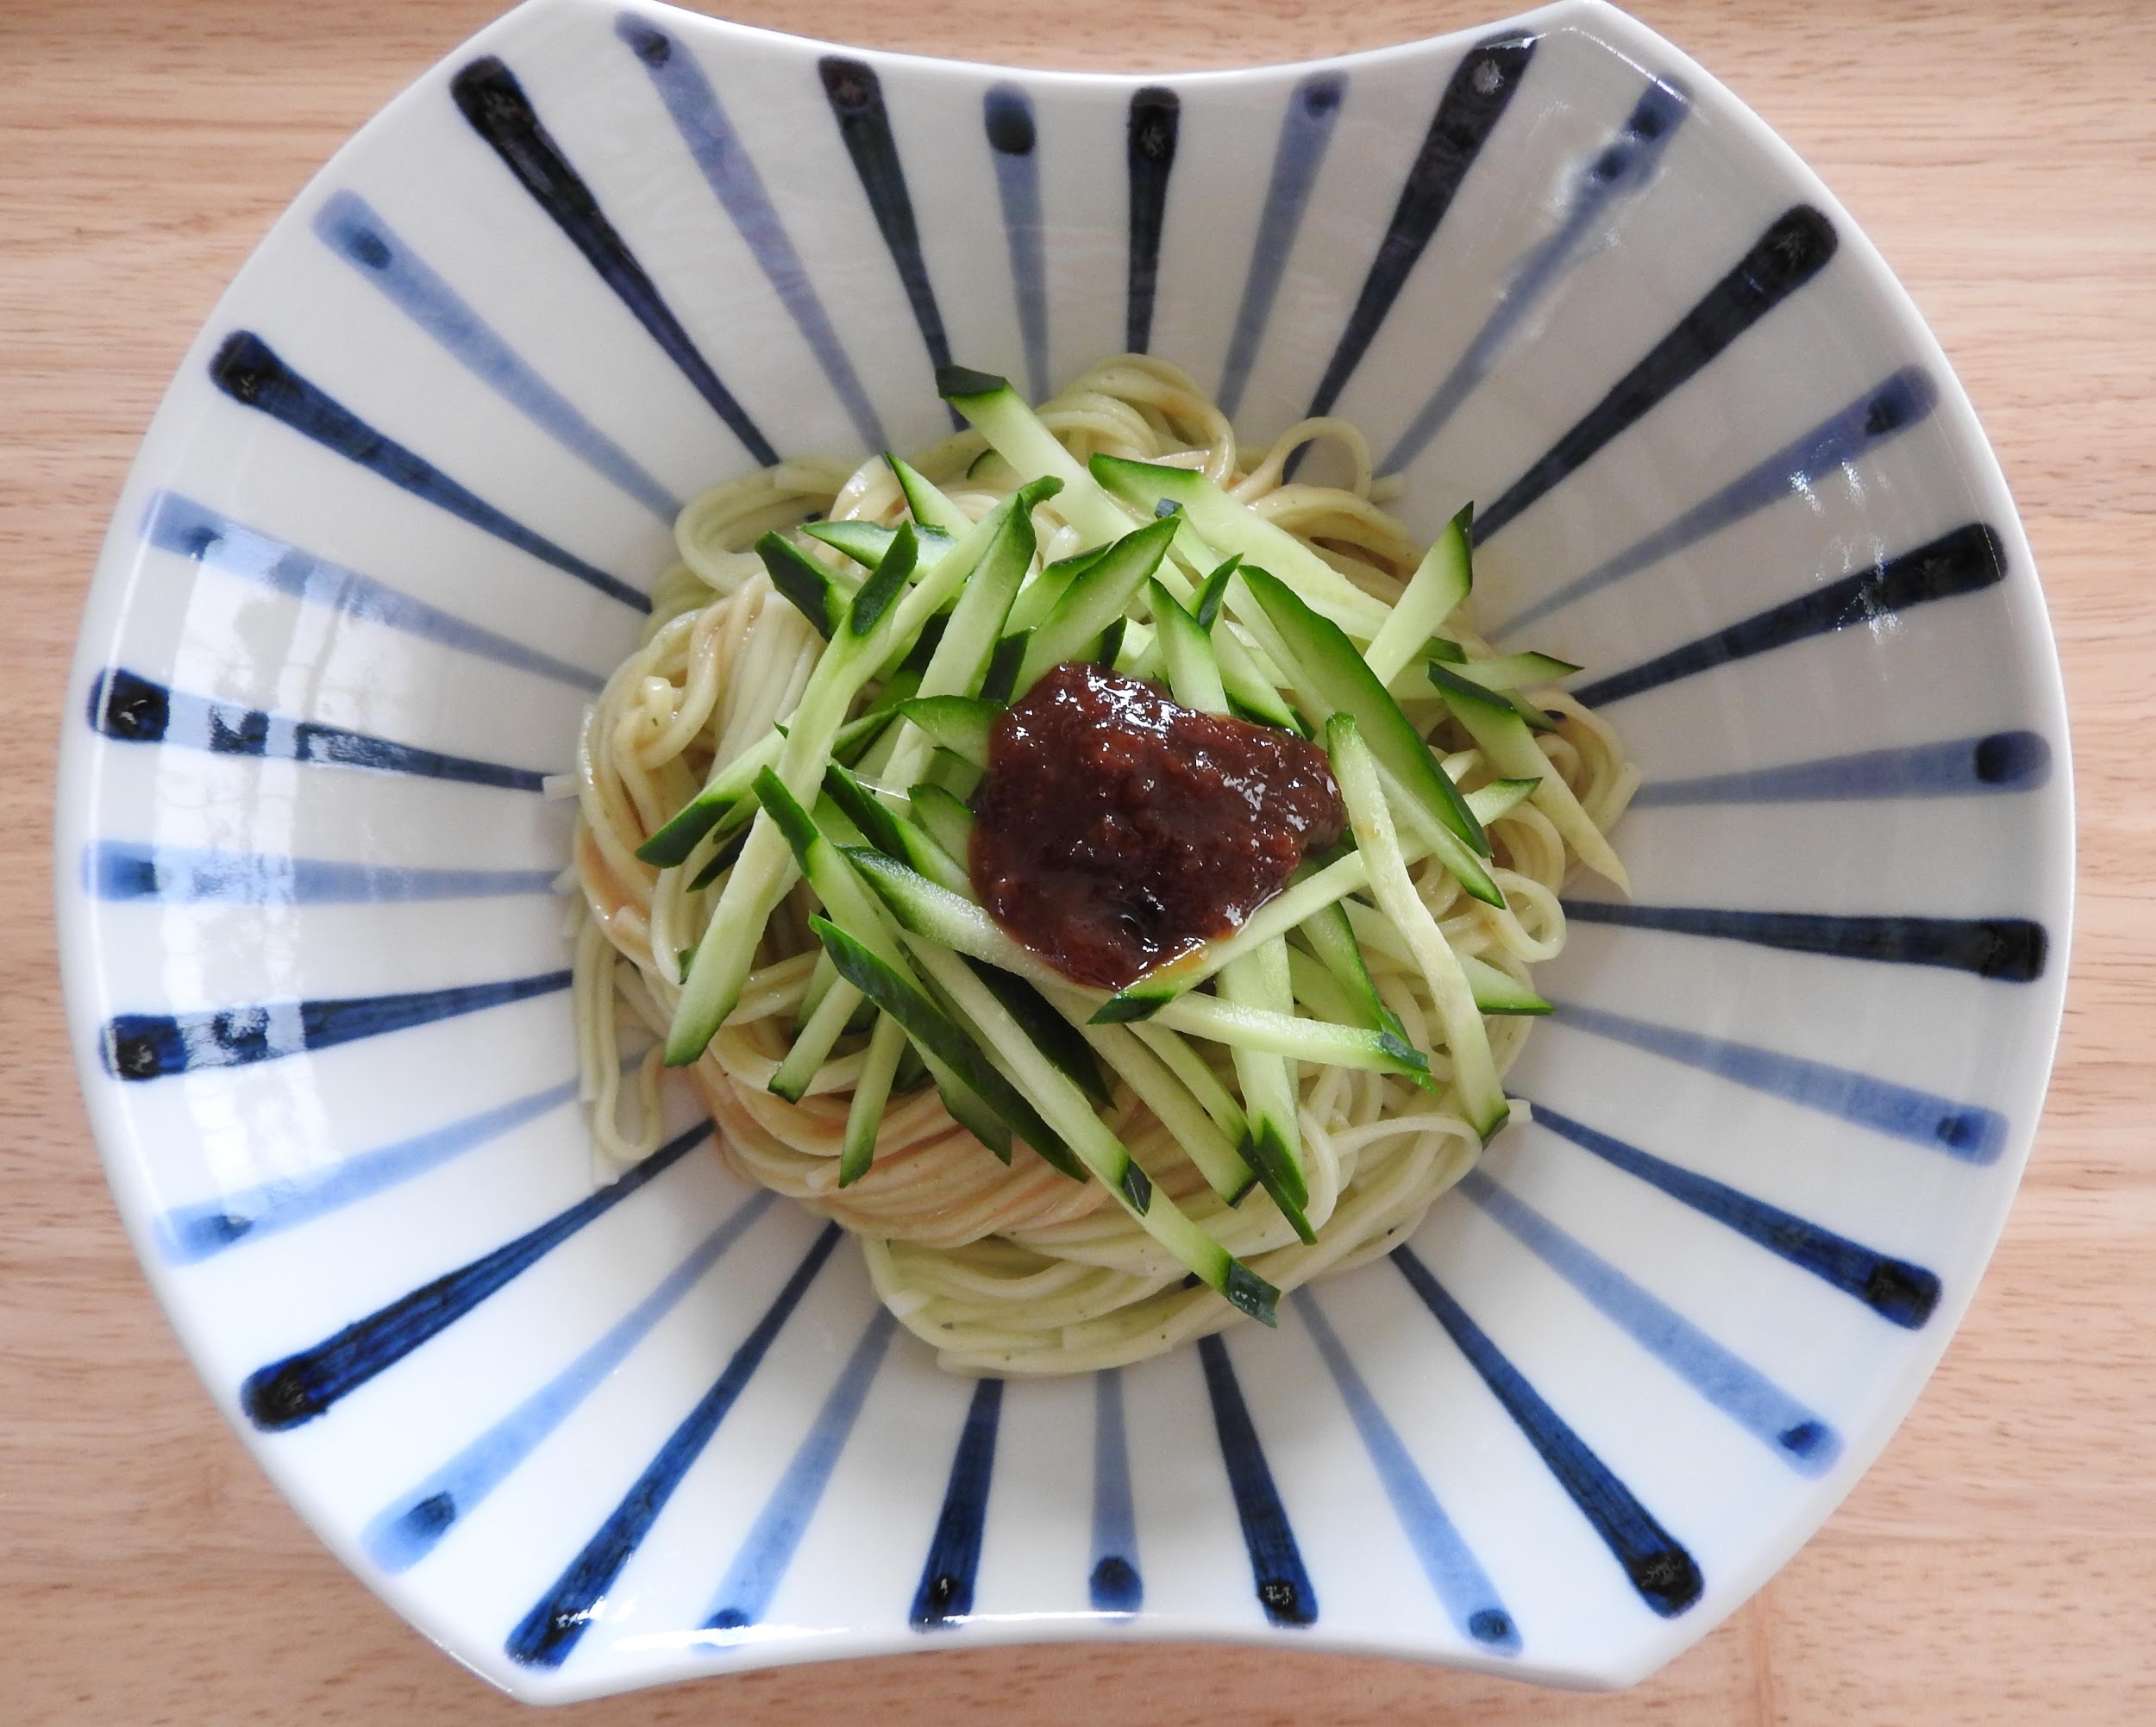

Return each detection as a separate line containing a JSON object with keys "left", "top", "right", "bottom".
{"left": 1549, "top": 998, "right": 2007, "bottom": 1162}
{"left": 1391, "top": 1244, "right": 1703, "bottom": 1616}
{"left": 1490, "top": 367, "right": 1937, "bottom": 635}
{"left": 984, "top": 84, "right": 1050, "bottom": 404}
{"left": 241, "top": 1121, "right": 712, "bottom": 1432}
{"left": 703, "top": 1307, "right": 899, "bottom": 1636}
{"left": 818, "top": 56, "right": 957, "bottom": 425}
{"left": 618, "top": 20, "right": 887, "bottom": 452}
{"left": 141, "top": 491, "right": 605, "bottom": 691}
{"left": 1456, "top": 1171, "right": 1842, "bottom": 1475}
{"left": 88, "top": 667, "right": 549, "bottom": 793}
{"left": 450, "top": 56, "right": 779, "bottom": 466}
{"left": 1524, "top": 1101, "right": 1942, "bottom": 1328}
{"left": 506, "top": 1221, "right": 844, "bottom": 1669}
{"left": 154, "top": 1077, "right": 580, "bottom": 1265}
{"left": 1560, "top": 898, "right": 2047, "bottom": 984}
{"left": 312, "top": 191, "right": 681, "bottom": 522}
{"left": 208, "top": 332, "right": 648, "bottom": 612}
{"left": 911, "top": 1375, "right": 1005, "bottom": 1630}
{"left": 1197, "top": 1333, "right": 1317, "bottom": 1628}
{"left": 365, "top": 1190, "right": 777, "bottom": 1573}
{"left": 1474, "top": 205, "right": 1838, "bottom": 544}
{"left": 1381, "top": 78, "right": 1688, "bottom": 474}
{"left": 1217, "top": 72, "right": 1346, "bottom": 420}
{"left": 103, "top": 969, "right": 570, "bottom": 1085}
{"left": 1303, "top": 34, "right": 1536, "bottom": 423}
{"left": 1628, "top": 730, "right": 2052, "bottom": 808}
{"left": 1569, "top": 521, "right": 2009, "bottom": 709}
{"left": 1125, "top": 86, "right": 1180, "bottom": 356}
{"left": 1088, "top": 1367, "right": 1142, "bottom": 1614}
{"left": 1292, "top": 1288, "right": 1519, "bottom": 1649}
{"left": 87, "top": 841, "right": 555, "bottom": 905}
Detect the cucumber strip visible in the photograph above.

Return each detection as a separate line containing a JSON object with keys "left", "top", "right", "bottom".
{"left": 801, "top": 518, "right": 953, "bottom": 571}
{"left": 812, "top": 918, "right": 1079, "bottom": 1177}
{"left": 1094, "top": 616, "right": 1129, "bottom": 671}
{"left": 908, "top": 780, "right": 976, "bottom": 862}
{"left": 926, "top": 747, "right": 983, "bottom": 802}
{"left": 685, "top": 819, "right": 754, "bottom": 892}
{"left": 1215, "top": 942, "right": 1314, "bottom": 1235}
{"left": 902, "top": 931, "right": 1278, "bottom": 1324}
{"left": 1128, "top": 1019, "right": 1250, "bottom": 1147}
{"left": 847, "top": 846, "right": 1096, "bottom": 997}
{"left": 885, "top": 453, "right": 975, "bottom": 537}
{"left": 1286, "top": 944, "right": 1364, "bottom": 1027}
{"left": 756, "top": 532, "right": 847, "bottom": 639}
{"left": 1335, "top": 900, "right": 1551, "bottom": 1016}
{"left": 1449, "top": 650, "right": 1583, "bottom": 692}
{"left": 962, "top": 958, "right": 1112, "bottom": 1106}
{"left": 896, "top": 695, "right": 1000, "bottom": 770}
{"left": 938, "top": 366, "right": 1137, "bottom": 545}
{"left": 1460, "top": 954, "right": 1553, "bottom": 1016}
{"left": 1150, "top": 579, "right": 1229, "bottom": 715}
{"left": 823, "top": 764, "right": 970, "bottom": 895}
{"left": 841, "top": 1013, "right": 908, "bottom": 1184}
{"left": 1006, "top": 544, "right": 1106, "bottom": 635}
{"left": 637, "top": 732, "right": 780, "bottom": 867}
{"left": 1238, "top": 565, "right": 1493, "bottom": 864}
{"left": 1297, "top": 897, "right": 1410, "bottom": 1042}
{"left": 978, "top": 632, "right": 1028, "bottom": 704}
{"left": 1088, "top": 454, "right": 1389, "bottom": 635}
{"left": 1081, "top": 1019, "right": 1255, "bottom": 1204}
{"left": 794, "top": 947, "right": 841, "bottom": 1027}
{"left": 1363, "top": 504, "right": 1473, "bottom": 685}
{"left": 1112, "top": 621, "right": 1157, "bottom": 681}
{"left": 1013, "top": 514, "right": 1179, "bottom": 690}
{"left": 1507, "top": 693, "right": 1563, "bottom": 735}
{"left": 1150, "top": 984, "right": 1432, "bottom": 1080}
{"left": 1194, "top": 554, "right": 1241, "bottom": 632}
{"left": 1329, "top": 715, "right": 1507, "bottom": 1140}
{"left": 768, "top": 977, "right": 863, "bottom": 1102}
{"left": 929, "top": 1060, "right": 1013, "bottom": 1161}
{"left": 1427, "top": 660, "right": 1629, "bottom": 892}
{"left": 1466, "top": 776, "right": 1541, "bottom": 824}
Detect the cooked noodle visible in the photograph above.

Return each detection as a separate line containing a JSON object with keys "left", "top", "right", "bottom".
{"left": 569, "top": 355, "right": 1636, "bottom": 1374}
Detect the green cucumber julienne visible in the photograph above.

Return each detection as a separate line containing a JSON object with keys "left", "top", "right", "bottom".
{"left": 895, "top": 694, "right": 1001, "bottom": 771}
{"left": 1427, "top": 660, "right": 1629, "bottom": 892}
{"left": 1328, "top": 713, "right": 1509, "bottom": 1141}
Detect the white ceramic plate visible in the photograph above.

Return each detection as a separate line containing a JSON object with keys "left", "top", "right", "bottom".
{"left": 56, "top": 0, "right": 2070, "bottom": 1701}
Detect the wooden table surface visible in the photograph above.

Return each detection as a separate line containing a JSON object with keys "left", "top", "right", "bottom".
{"left": 5, "top": 1, "right": 2153, "bottom": 1720}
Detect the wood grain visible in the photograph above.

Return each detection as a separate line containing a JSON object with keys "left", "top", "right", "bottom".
{"left": 3, "top": 1, "right": 2152, "bottom": 1720}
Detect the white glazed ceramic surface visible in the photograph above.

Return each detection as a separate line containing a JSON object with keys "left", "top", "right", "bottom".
{"left": 55, "top": 0, "right": 2070, "bottom": 1701}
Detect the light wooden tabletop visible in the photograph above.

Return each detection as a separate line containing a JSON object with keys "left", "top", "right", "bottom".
{"left": 4, "top": 1, "right": 2152, "bottom": 1720}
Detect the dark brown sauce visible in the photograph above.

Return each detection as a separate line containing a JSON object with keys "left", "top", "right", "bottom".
{"left": 968, "top": 661, "right": 1344, "bottom": 989}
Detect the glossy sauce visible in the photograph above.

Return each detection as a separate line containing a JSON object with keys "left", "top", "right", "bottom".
{"left": 969, "top": 661, "right": 1345, "bottom": 989}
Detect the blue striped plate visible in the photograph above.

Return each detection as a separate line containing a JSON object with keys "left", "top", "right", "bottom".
{"left": 54, "top": 0, "right": 2070, "bottom": 1701}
